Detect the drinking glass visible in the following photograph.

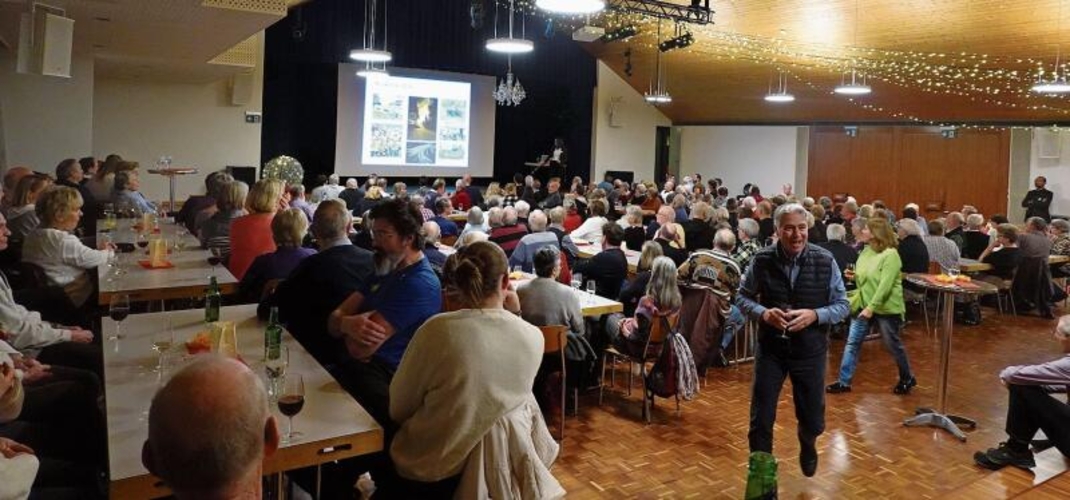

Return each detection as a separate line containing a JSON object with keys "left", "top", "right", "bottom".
{"left": 265, "top": 346, "right": 289, "bottom": 402}
{"left": 109, "top": 294, "right": 131, "bottom": 341}
{"left": 175, "top": 228, "right": 189, "bottom": 252}
{"left": 136, "top": 232, "right": 149, "bottom": 254}
{"left": 152, "top": 316, "right": 174, "bottom": 373}
{"left": 586, "top": 280, "right": 597, "bottom": 295}
{"left": 278, "top": 373, "right": 305, "bottom": 444}
{"left": 207, "top": 247, "right": 225, "bottom": 276}
{"left": 947, "top": 265, "right": 961, "bottom": 279}
{"left": 570, "top": 277, "right": 581, "bottom": 290}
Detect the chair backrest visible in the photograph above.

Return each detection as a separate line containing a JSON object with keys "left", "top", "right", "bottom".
{"left": 648, "top": 312, "right": 680, "bottom": 345}
{"left": 7, "top": 261, "right": 47, "bottom": 291}
{"left": 539, "top": 325, "right": 569, "bottom": 354}
{"left": 440, "top": 235, "right": 458, "bottom": 247}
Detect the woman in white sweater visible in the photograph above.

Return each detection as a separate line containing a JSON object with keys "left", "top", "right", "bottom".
{"left": 569, "top": 198, "right": 609, "bottom": 245}
{"left": 390, "top": 241, "right": 556, "bottom": 497}
{"left": 23, "top": 187, "right": 113, "bottom": 307}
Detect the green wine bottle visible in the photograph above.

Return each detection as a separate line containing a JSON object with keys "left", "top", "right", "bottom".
{"left": 205, "top": 276, "right": 221, "bottom": 323}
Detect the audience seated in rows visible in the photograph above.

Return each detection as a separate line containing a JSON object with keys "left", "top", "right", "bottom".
{"left": 421, "top": 221, "right": 448, "bottom": 273}
{"left": 5, "top": 174, "right": 52, "bottom": 246}
{"left": 112, "top": 168, "right": 157, "bottom": 216}
{"left": 510, "top": 210, "right": 559, "bottom": 273}
{"left": 176, "top": 170, "right": 229, "bottom": 233}
{"left": 489, "top": 206, "right": 527, "bottom": 256}
{"left": 239, "top": 208, "right": 315, "bottom": 302}
{"left": 198, "top": 179, "right": 248, "bottom": 257}
{"left": 229, "top": 178, "right": 285, "bottom": 280}
{"left": 605, "top": 256, "right": 681, "bottom": 357}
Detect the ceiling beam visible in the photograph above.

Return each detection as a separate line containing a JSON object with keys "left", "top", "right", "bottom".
{"left": 610, "top": 0, "right": 713, "bottom": 25}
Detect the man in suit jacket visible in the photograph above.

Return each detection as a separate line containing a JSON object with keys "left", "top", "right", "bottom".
{"left": 259, "top": 200, "right": 375, "bottom": 365}
{"left": 573, "top": 223, "right": 628, "bottom": 299}
{"left": 1022, "top": 176, "right": 1054, "bottom": 222}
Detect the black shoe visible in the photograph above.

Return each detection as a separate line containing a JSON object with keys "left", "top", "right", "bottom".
{"left": 711, "top": 349, "right": 729, "bottom": 368}
{"left": 893, "top": 377, "right": 917, "bottom": 395}
{"left": 973, "top": 442, "right": 1036, "bottom": 471}
{"left": 1032, "top": 439, "right": 1054, "bottom": 453}
{"left": 800, "top": 441, "right": 818, "bottom": 477}
{"left": 825, "top": 382, "right": 851, "bottom": 394}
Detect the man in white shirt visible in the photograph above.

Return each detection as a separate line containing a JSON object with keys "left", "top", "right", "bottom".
{"left": 311, "top": 173, "right": 344, "bottom": 203}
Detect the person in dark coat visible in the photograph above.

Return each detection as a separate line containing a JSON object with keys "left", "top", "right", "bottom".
{"left": 1021, "top": 176, "right": 1053, "bottom": 222}
{"left": 818, "top": 223, "right": 858, "bottom": 276}
{"left": 573, "top": 223, "right": 629, "bottom": 299}
{"left": 895, "top": 219, "right": 930, "bottom": 274}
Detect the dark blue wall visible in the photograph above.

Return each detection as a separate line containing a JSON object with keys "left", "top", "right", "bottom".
{"left": 262, "top": 0, "right": 597, "bottom": 185}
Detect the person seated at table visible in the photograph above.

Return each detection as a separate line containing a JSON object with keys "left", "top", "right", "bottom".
{"left": 260, "top": 200, "right": 374, "bottom": 365}
{"left": 83, "top": 155, "right": 122, "bottom": 203}
{"left": 228, "top": 178, "right": 284, "bottom": 280}
{"left": 328, "top": 199, "right": 442, "bottom": 429}
{"left": 961, "top": 213, "right": 991, "bottom": 260}
{"left": 143, "top": 356, "right": 279, "bottom": 500}
{"left": 653, "top": 223, "right": 687, "bottom": 267}
{"left": 827, "top": 217, "right": 917, "bottom": 395}
{"left": 112, "top": 169, "right": 158, "bottom": 217}
{"left": 455, "top": 205, "right": 486, "bottom": 239}
{"left": 620, "top": 241, "right": 662, "bottom": 317}
{"left": 540, "top": 178, "right": 563, "bottom": 210}
{"left": 199, "top": 179, "right": 247, "bottom": 258}
{"left": 732, "top": 218, "right": 761, "bottom": 271}
{"left": 56, "top": 158, "right": 97, "bottom": 235}
{"left": 450, "top": 178, "right": 472, "bottom": 212}
{"left": 561, "top": 197, "right": 583, "bottom": 233}
{"left": 974, "top": 315, "right": 1070, "bottom": 471}
{"left": 569, "top": 199, "right": 609, "bottom": 245}
{"left": 239, "top": 208, "right": 315, "bottom": 303}
{"left": 5, "top": 174, "right": 51, "bottom": 246}
{"left": 681, "top": 202, "right": 715, "bottom": 252}
{"left": 679, "top": 228, "right": 745, "bottom": 363}
{"left": 389, "top": 241, "right": 559, "bottom": 498}
{"left": 489, "top": 206, "right": 528, "bottom": 257}
{"left": 176, "top": 170, "right": 229, "bottom": 233}
{"left": 1051, "top": 219, "right": 1070, "bottom": 279}
{"left": 573, "top": 223, "right": 628, "bottom": 300}
{"left": 22, "top": 187, "right": 114, "bottom": 308}
{"left": 605, "top": 256, "right": 681, "bottom": 358}
{"left": 818, "top": 223, "right": 858, "bottom": 278}
{"left": 430, "top": 197, "right": 459, "bottom": 238}
{"left": 977, "top": 223, "right": 1021, "bottom": 284}
{"left": 287, "top": 184, "right": 315, "bottom": 222}
{"left": 945, "top": 211, "right": 966, "bottom": 250}
{"left": 896, "top": 218, "right": 930, "bottom": 274}
{"left": 617, "top": 205, "right": 644, "bottom": 248}
{"left": 509, "top": 210, "right": 559, "bottom": 273}
{"left": 0, "top": 343, "right": 35, "bottom": 500}
{"left": 922, "top": 219, "right": 961, "bottom": 273}
{"left": 1016, "top": 217, "right": 1058, "bottom": 318}
{"left": 421, "top": 221, "right": 448, "bottom": 274}
{"left": 515, "top": 200, "right": 533, "bottom": 230}
{"left": 547, "top": 206, "right": 581, "bottom": 260}
{"left": 190, "top": 172, "right": 234, "bottom": 233}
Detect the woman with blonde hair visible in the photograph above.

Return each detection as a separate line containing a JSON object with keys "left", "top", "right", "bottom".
{"left": 828, "top": 216, "right": 916, "bottom": 395}
{"left": 6, "top": 174, "right": 52, "bottom": 244}
{"left": 606, "top": 256, "right": 681, "bottom": 357}
{"left": 502, "top": 183, "right": 518, "bottom": 207}
{"left": 390, "top": 241, "right": 558, "bottom": 497}
{"left": 239, "top": 207, "right": 316, "bottom": 301}
{"left": 23, "top": 186, "right": 114, "bottom": 307}
{"left": 484, "top": 182, "right": 503, "bottom": 199}
{"left": 228, "top": 178, "right": 284, "bottom": 279}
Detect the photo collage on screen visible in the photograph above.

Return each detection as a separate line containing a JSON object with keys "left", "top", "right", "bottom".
{"left": 363, "top": 76, "right": 471, "bottom": 168}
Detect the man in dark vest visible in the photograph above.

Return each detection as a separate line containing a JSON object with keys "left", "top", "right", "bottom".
{"left": 1021, "top": 175, "right": 1053, "bottom": 222}
{"left": 737, "top": 203, "right": 849, "bottom": 493}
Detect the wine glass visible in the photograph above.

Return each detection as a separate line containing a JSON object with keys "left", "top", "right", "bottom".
{"left": 207, "top": 247, "right": 225, "bottom": 276}
{"left": 175, "top": 228, "right": 189, "bottom": 252}
{"left": 278, "top": 373, "right": 305, "bottom": 444}
{"left": 152, "top": 316, "right": 174, "bottom": 373}
{"left": 109, "top": 294, "right": 131, "bottom": 341}
{"left": 136, "top": 232, "right": 149, "bottom": 254}
{"left": 264, "top": 346, "right": 289, "bottom": 402}
{"left": 946, "top": 265, "right": 961, "bottom": 279}
{"left": 571, "top": 273, "right": 582, "bottom": 290}
{"left": 586, "top": 280, "right": 597, "bottom": 296}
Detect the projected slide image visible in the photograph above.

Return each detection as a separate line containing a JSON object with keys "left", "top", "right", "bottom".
{"left": 406, "top": 142, "right": 437, "bottom": 164}
{"left": 369, "top": 124, "right": 403, "bottom": 159}
{"left": 440, "top": 142, "right": 466, "bottom": 161}
{"left": 440, "top": 126, "right": 467, "bottom": 142}
{"left": 407, "top": 97, "right": 438, "bottom": 141}
{"left": 372, "top": 94, "right": 404, "bottom": 121}
{"left": 442, "top": 99, "right": 467, "bottom": 122}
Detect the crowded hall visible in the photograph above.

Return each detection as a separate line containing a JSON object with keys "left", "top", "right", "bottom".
{"left": 5, "top": 0, "right": 1070, "bottom": 499}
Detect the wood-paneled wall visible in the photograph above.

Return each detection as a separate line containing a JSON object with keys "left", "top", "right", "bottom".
{"left": 807, "top": 126, "right": 1011, "bottom": 218}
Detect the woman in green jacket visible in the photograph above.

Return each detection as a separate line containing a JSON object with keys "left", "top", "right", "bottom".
{"left": 827, "top": 217, "right": 917, "bottom": 395}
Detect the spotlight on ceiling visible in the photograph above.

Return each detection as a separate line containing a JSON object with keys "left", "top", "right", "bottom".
{"left": 834, "top": 70, "right": 872, "bottom": 95}
{"left": 536, "top": 0, "right": 605, "bottom": 15}
{"left": 658, "top": 32, "right": 694, "bottom": 52}
{"left": 602, "top": 25, "right": 638, "bottom": 43}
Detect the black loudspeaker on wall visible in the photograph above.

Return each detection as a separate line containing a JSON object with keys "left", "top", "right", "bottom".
{"left": 226, "top": 166, "right": 258, "bottom": 186}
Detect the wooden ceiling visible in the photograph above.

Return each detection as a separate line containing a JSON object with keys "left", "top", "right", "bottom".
{"left": 579, "top": 0, "right": 1070, "bottom": 124}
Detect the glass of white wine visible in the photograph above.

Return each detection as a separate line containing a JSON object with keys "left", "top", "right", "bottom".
{"left": 152, "top": 316, "right": 174, "bottom": 373}
{"left": 265, "top": 346, "right": 289, "bottom": 402}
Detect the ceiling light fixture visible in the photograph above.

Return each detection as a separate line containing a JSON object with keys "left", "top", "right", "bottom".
{"left": 536, "top": 0, "right": 605, "bottom": 15}
{"left": 349, "top": 0, "right": 392, "bottom": 63}
{"left": 645, "top": 20, "right": 672, "bottom": 105}
{"left": 601, "top": 25, "right": 638, "bottom": 43}
{"left": 494, "top": 56, "right": 527, "bottom": 107}
{"left": 659, "top": 31, "right": 694, "bottom": 53}
{"left": 835, "top": 69, "right": 872, "bottom": 95}
{"left": 356, "top": 62, "right": 389, "bottom": 79}
{"left": 764, "top": 71, "right": 795, "bottom": 103}
{"left": 486, "top": 0, "right": 533, "bottom": 54}
{"left": 1034, "top": 1, "right": 1070, "bottom": 94}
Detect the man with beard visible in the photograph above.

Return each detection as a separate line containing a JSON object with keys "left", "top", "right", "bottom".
{"left": 328, "top": 198, "right": 442, "bottom": 430}
{"left": 737, "top": 203, "right": 848, "bottom": 495}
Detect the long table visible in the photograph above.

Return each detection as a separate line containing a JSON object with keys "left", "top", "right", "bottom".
{"left": 959, "top": 254, "right": 1070, "bottom": 273}
{"left": 97, "top": 219, "right": 239, "bottom": 305}
{"left": 104, "top": 304, "right": 383, "bottom": 499}
{"left": 510, "top": 274, "right": 624, "bottom": 317}
{"left": 573, "top": 240, "right": 640, "bottom": 274}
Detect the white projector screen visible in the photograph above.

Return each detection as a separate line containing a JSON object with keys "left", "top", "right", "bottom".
{"left": 335, "top": 65, "right": 496, "bottom": 178}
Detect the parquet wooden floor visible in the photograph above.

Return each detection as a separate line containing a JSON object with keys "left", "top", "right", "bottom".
{"left": 553, "top": 304, "right": 1070, "bottom": 499}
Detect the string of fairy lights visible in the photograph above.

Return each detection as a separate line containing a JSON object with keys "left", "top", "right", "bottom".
{"left": 492, "top": 0, "right": 1070, "bottom": 129}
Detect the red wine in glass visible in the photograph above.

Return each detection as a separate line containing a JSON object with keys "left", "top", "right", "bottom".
{"left": 207, "top": 255, "right": 223, "bottom": 267}
{"left": 109, "top": 307, "right": 129, "bottom": 322}
{"left": 137, "top": 240, "right": 149, "bottom": 250}
{"left": 278, "top": 395, "right": 305, "bottom": 417}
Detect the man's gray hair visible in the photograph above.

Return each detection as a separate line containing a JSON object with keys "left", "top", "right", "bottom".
{"left": 503, "top": 206, "right": 519, "bottom": 225}
{"left": 345, "top": 178, "right": 359, "bottom": 189}
{"left": 773, "top": 203, "right": 809, "bottom": 229}
{"left": 738, "top": 218, "right": 760, "bottom": 239}
{"left": 422, "top": 221, "right": 441, "bottom": 244}
{"left": 1028, "top": 216, "right": 1049, "bottom": 232}
{"left": 410, "top": 194, "right": 425, "bottom": 206}
{"left": 714, "top": 228, "right": 736, "bottom": 252}
{"left": 966, "top": 213, "right": 985, "bottom": 230}
{"left": 311, "top": 199, "right": 351, "bottom": 241}
{"left": 897, "top": 218, "right": 922, "bottom": 237}
{"left": 1051, "top": 219, "right": 1070, "bottom": 234}
{"left": 514, "top": 200, "right": 531, "bottom": 217}
{"left": 455, "top": 179, "right": 465, "bottom": 190}
{"left": 827, "top": 223, "right": 847, "bottom": 242}
{"left": 548, "top": 206, "right": 566, "bottom": 225}
{"left": 467, "top": 206, "right": 484, "bottom": 225}
{"left": 147, "top": 356, "right": 268, "bottom": 496}
{"left": 528, "top": 210, "right": 548, "bottom": 232}
{"left": 487, "top": 207, "right": 504, "bottom": 228}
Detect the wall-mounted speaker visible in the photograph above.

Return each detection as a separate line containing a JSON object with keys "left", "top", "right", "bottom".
{"left": 16, "top": 5, "right": 74, "bottom": 78}
{"left": 229, "top": 71, "right": 254, "bottom": 106}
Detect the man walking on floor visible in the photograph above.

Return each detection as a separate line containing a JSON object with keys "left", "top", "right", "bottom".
{"left": 737, "top": 203, "right": 849, "bottom": 497}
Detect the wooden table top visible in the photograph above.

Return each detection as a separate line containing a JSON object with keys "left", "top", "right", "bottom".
{"left": 903, "top": 273, "right": 1000, "bottom": 295}
{"left": 97, "top": 220, "right": 238, "bottom": 305}
{"left": 510, "top": 273, "right": 624, "bottom": 317}
{"left": 573, "top": 240, "right": 640, "bottom": 274}
{"left": 104, "top": 304, "right": 383, "bottom": 499}
{"left": 959, "top": 254, "right": 1070, "bottom": 273}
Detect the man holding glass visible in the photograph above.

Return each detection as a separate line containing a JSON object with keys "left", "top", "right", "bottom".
{"left": 737, "top": 204, "right": 849, "bottom": 493}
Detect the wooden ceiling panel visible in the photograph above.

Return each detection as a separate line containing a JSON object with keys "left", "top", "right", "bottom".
{"left": 580, "top": 0, "right": 1070, "bottom": 123}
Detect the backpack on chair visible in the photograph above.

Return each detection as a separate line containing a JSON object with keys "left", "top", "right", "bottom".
{"left": 645, "top": 316, "right": 699, "bottom": 400}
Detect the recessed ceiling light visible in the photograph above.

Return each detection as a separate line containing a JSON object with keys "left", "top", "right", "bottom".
{"left": 536, "top": 0, "right": 605, "bottom": 15}
{"left": 485, "top": 38, "right": 534, "bottom": 54}
{"left": 349, "top": 49, "right": 393, "bottom": 63}
{"left": 764, "top": 93, "right": 795, "bottom": 103}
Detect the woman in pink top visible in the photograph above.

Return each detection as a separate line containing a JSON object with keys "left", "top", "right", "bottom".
{"left": 228, "top": 178, "right": 286, "bottom": 280}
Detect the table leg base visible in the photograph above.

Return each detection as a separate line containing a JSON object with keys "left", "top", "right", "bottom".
{"left": 904, "top": 411, "right": 972, "bottom": 441}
